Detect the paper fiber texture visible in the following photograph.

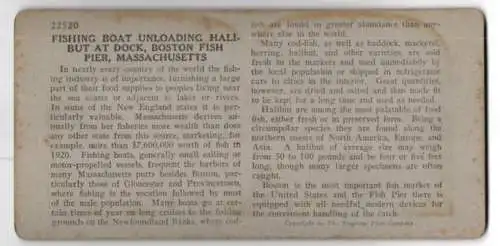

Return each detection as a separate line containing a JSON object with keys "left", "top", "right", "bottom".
{"left": 14, "top": 9, "right": 486, "bottom": 239}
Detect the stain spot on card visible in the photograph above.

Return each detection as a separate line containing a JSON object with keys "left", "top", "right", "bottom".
{"left": 476, "top": 59, "right": 484, "bottom": 68}
{"left": 43, "top": 137, "right": 49, "bottom": 146}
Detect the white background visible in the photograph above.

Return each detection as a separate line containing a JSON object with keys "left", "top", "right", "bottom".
{"left": 2, "top": 0, "right": 495, "bottom": 245}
